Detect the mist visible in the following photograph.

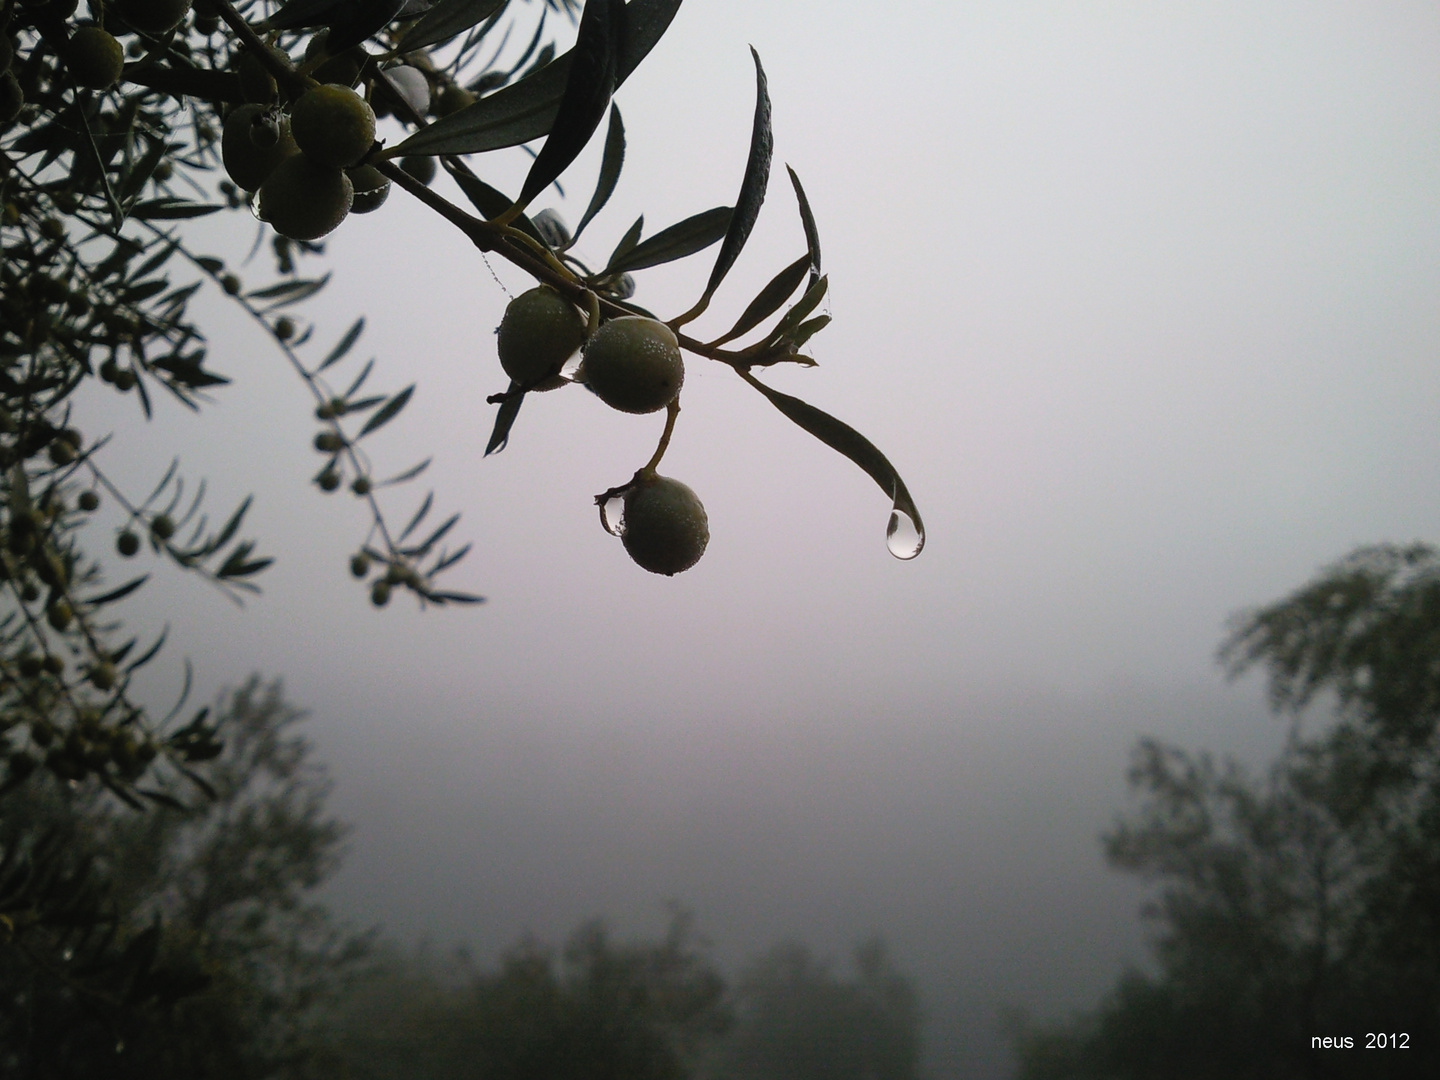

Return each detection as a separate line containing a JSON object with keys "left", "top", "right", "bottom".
{"left": 56, "top": 1, "right": 1440, "bottom": 1077}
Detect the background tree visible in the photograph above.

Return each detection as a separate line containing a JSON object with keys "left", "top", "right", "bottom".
{"left": 704, "top": 937, "right": 922, "bottom": 1080}
{"left": 328, "top": 907, "right": 731, "bottom": 1080}
{"left": 1011, "top": 543, "right": 1440, "bottom": 1080}
{"left": 0, "top": 677, "right": 366, "bottom": 1078}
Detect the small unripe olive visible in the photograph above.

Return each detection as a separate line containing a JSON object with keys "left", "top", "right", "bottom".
{"left": 46, "top": 600, "right": 73, "bottom": 631}
{"left": 66, "top": 27, "right": 124, "bottom": 90}
{"left": 117, "top": 0, "right": 193, "bottom": 35}
{"left": 315, "top": 430, "right": 343, "bottom": 453}
{"left": 150, "top": 513, "right": 175, "bottom": 540}
{"left": 117, "top": 530, "right": 140, "bottom": 556}
{"left": 222, "top": 103, "right": 297, "bottom": 191}
{"left": 113, "top": 368, "right": 137, "bottom": 391}
{"left": 351, "top": 476, "right": 372, "bottom": 496}
{"left": 275, "top": 316, "right": 296, "bottom": 339}
{"left": 350, "top": 552, "right": 370, "bottom": 577}
{"left": 497, "top": 286, "right": 584, "bottom": 390}
{"left": 370, "top": 579, "right": 391, "bottom": 606}
{"left": 400, "top": 154, "right": 436, "bottom": 186}
{"left": 258, "top": 154, "right": 353, "bottom": 241}
{"left": 221, "top": 273, "right": 241, "bottom": 295}
{"left": 621, "top": 474, "right": 709, "bottom": 575}
{"left": 291, "top": 84, "right": 376, "bottom": 168}
{"left": 582, "top": 316, "right": 684, "bottom": 414}
{"left": 317, "top": 468, "right": 341, "bottom": 491}
{"left": 78, "top": 491, "right": 100, "bottom": 512}
{"left": 42, "top": 654, "right": 64, "bottom": 675}
{"left": 89, "top": 661, "right": 117, "bottom": 691}
{"left": 346, "top": 164, "right": 391, "bottom": 214}
{"left": 432, "top": 83, "right": 475, "bottom": 118}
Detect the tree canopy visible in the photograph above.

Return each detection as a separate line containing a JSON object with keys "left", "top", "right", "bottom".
{"left": 1012, "top": 544, "right": 1440, "bottom": 1080}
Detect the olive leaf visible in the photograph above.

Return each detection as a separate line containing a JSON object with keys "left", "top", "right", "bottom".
{"left": 787, "top": 164, "right": 822, "bottom": 286}
{"left": 739, "top": 370, "right": 924, "bottom": 556}
{"left": 516, "top": 0, "right": 625, "bottom": 210}
{"left": 401, "top": 0, "right": 509, "bottom": 52}
{"left": 358, "top": 385, "right": 415, "bottom": 437}
{"left": 700, "top": 47, "right": 772, "bottom": 304}
{"left": 569, "top": 104, "right": 625, "bottom": 247}
{"left": 604, "top": 206, "right": 732, "bottom": 275}
{"left": 486, "top": 384, "right": 525, "bottom": 455}
{"left": 390, "top": 0, "right": 683, "bottom": 158}
{"left": 445, "top": 163, "right": 547, "bottom": 244}
{"left": 316, "top": 318, "right": 364, "bottom": 373}
{"left": 711, "top": 252, "right": 810, "bottom": 346}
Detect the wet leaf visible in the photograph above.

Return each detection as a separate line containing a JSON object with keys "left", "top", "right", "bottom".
{"left": 517, "top": 0, "right": 624, "bottom": 209}
{"left": 391, "top": 0, "right": 683, "bottom": 157}
{"left": 605, "top": 206, "right": 731, "bottom": 275}
{"left": 485, "top": 383, "right": 525, "bottom": 455}
{"left": 446, "top": 164, "right": 546, "bottom": 244}
{"left": 400, "top": 0, "right": 507, "bottom": 52}
{"left": 570, "top": 104, "right": 625, "bottom": 246}
{"left": 712, "top": 253, "right": 809, "bottom": 346}
{"left": 702, "top": 48, "right": 772, "bottom": 302}
{"left": 787, "top": 164, "right": 822, "bottom": 286}
{"left": 130, "top": 199, "right": 222, "bottom": 220}
{"left": 740, "top": 370, "right": 924, "bottom": 556}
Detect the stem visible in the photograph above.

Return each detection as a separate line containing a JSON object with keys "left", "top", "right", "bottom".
{"left": 642, "top": 398, "right": 680, "bottom": 475}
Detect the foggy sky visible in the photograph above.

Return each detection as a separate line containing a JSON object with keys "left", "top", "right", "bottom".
{"left": 71, "top": 2, "right": 1440, "bottom": 1077}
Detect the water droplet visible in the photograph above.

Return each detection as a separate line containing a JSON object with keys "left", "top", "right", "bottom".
{"left": 61, "top": 948, "right": 74, "bottom": 962}
{"left": 886, "top": 509, "right": 924, "bottom": 560}
{"left": 600, "top": 494, "right": 626, "bottom": 537}
{"left": 559, "top": 351, "right": 584, "bottom": 381}
{"left": 248, "top": 189, "right": 264, "bottom": 221}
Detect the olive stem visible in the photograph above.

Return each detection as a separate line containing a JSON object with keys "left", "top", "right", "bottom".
{"left": 642, "top": 398, "right": 681, "bottom": 474}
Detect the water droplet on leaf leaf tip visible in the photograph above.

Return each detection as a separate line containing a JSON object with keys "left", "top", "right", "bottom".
{"left": 886, "top": 509, "right": 923, "bottom": 560}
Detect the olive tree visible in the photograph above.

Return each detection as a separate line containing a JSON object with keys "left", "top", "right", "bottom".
{"left": 0, "top": 0, "right": 924, "bottom": 1012}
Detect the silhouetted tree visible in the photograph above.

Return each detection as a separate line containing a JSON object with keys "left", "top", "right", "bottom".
{"left": 0, "top": 678, "right": 366, "bottom": 1079}
{"left": 1012, "top": 544, "right": 1440, "bottom": 1080}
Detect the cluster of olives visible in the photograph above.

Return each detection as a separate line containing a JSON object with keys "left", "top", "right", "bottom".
{"left": 222, "top": 80, "right": 382, "bottom": 241}
{"left": 496, "top": 287, "right": 710, "bottom": 576}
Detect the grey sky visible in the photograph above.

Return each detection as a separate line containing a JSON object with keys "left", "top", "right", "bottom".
{"left": 73, "top": 2, "right": 1440, "bottom": 1077}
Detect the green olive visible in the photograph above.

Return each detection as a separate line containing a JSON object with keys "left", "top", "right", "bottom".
{"left": 222, "top": 103, "right": 298, "bottom": 192}
{"left": 582, "top": 317, "right": 684, "bottom": 414}
{"left": 291, "top": 84, "right": 376, "bottom": 168}
{"left": 621, "top": 474, "right": 709, "bottom": 575}
{"left": 346, "top": 164, "right": 391, "bottom": 214}
{"left": 258, "top": 154, "right": 353, "bottom": 241}
{"left": 66, "top": 27, "right": 124, "bottom": 90}
{"left": 496, "top": 286, "right": 584, "bottom": 391}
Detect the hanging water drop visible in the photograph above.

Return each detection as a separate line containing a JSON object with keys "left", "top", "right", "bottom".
{"left": 886, "top": 508, "right": 924, "bottom": 560}
{"left": 600, "top": 494, "right": 626, "bottom": 536}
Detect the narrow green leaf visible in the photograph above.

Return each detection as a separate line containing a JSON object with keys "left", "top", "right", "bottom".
{"left": 446, "top": 164, "right": 545, "bottom": 244}
{"left": 741, "top": 371, "right": 924, "bottom": 557}
{"left": 84, "top": 575, "right": 150, "bottom": 606}
{"left": 391, "top": 0, "right": 683, "bottom": 158}
{"left": 768, "top": 274, "right": 827, "bottom": 343}
{"left": 380, "top": 458, "right": 432, "bottom": 486}
{"left": 130, "top": 200, "right": 222, "bottom": 220}
{"left": 570, "top": 104, "right": 625, "bottom": 246}
{"left": 485, "top": 384, "right": 525, "bottom": 455}
{"left": 124, "top": 628, "right": 169, "bottom": 673}
{"left": 400, "top": 0, "right": 507, "bottom": 52}
{"left": 703, "top": 48, "right": 772, "bottom": 301}
{"left": 207, "top": 496, "right": 252, "bottom": 554}
{"left": 517, "top": 0, "right": 624, "bottom": 209}
{"left": 343, "top": 358, "right": 375, "bottom": 399}
{"left": 316, "top": 318, "right": 364, "bottom": 373}
{"left": 789, "top": 313, "right": 830, "bottom": 349}
{"left": 713, "top": 253, "right": 810, "bottom": 346}
{"left": 247, "top": 275, "right": 331, "bottom": 309}
{"left": 129, "top": 239, "right": 179, "bottom": 283}
{"left": 787, "top": 164, "right": 822, "bottom": 286}
{"left": 358, "top": 385, "right": 415, "bottom": 438}
{"left": 606, "top": 206, "right": 732, "bottom": 275}
{"left": 607, "top": 214, "right": 644, "bottom": 268}
{"left": 400, "top": 492, "right": 434, "bottom": 542}
{"left": 430, "top": 591, "right": 486, "bottom": 604}
{"left": 116, "top": 136, "right": 170, "bottom": 206}
{"left": 403, "top": 513, "right": 460, "bottom": 558}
